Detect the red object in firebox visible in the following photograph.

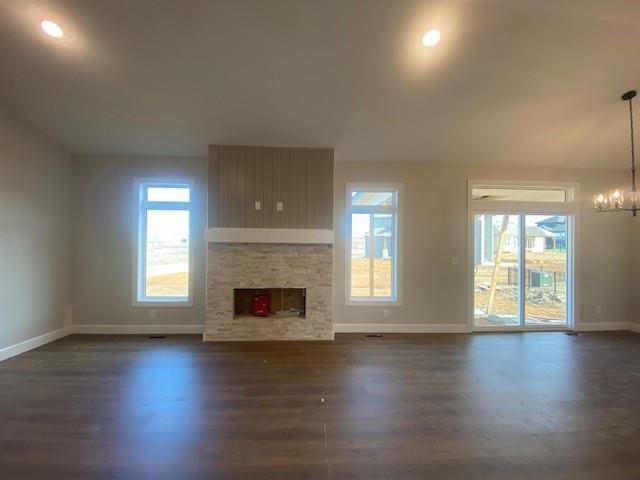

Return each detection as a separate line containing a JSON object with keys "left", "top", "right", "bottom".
{"left": 252, "top": 294, "right": 271, "bottom": 317}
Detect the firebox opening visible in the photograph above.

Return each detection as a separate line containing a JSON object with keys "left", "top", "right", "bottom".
{"left": 233, "top": 288, "right": 306, "bottom": 319}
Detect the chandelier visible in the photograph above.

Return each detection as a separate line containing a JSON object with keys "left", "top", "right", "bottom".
{"left": 594, "top": 90, "right": 638, "bottom": 216}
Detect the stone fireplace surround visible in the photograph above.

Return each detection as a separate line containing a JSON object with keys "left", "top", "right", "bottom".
{"left": 205, "top": 232, "right": 333, "bottom": 341}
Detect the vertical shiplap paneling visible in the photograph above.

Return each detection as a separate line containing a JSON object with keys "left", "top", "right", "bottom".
{"left": 235, "top": 146, "right": 246, "bottom": 228}
{"left": 314, "top": 150, "right": 324, "bottom": 228}
{"left": 272, "top": 147, "right": 282, "bottom": 228}
{"left": 282, "top": 149, "right": 291, "bottom": 227}
{"left": 244, "top": 146, "right": 256, "bottom": 228}
{"left": 312, "top": 150, "right": 323, "bottom": 228}
{"left": 262, "top": 147, "right": 273, "bottom": 227}
{"left": 228, "top": 146, "right": 238, "bottom": 227}
{"left": 253, "top": 146, "right": 264, "bottom": 228}
{"left": 218, "top": 146, "right": 228, "bottom": 226}
{"left": 306, "top": 149, "right": 316, "bottom": 228}
{"left": 307, "top": 149, "right": 317, "bottom": 228}
{"left": 226, "top": 147, "right": 237, "bottom": 228}
{"left": 208, "top": 145, "right": 220, "bottom": 227}
{"left": 208, "top": 145, "right": 333, "bottom": 229}
{"left": 297, "top": 149, "right": 308, "bottom": 228}
{"left": 322, "top": 150, "right": 334, "bottom": 229}
{"left": 288, "top": 149, "right": 299, "bottom": 228}
{"left": 328, "top": 151, "right": 335, "bottom": 228}
{"left": 317, "top": 151, "right": 328, "bottom": 228}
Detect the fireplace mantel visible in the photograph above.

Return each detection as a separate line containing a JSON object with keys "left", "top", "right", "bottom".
{"left": 205, "top": 228, "right": 333, "bottom": 245}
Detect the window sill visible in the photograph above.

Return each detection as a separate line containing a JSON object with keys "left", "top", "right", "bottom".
{"left": 132, "top": 300, "right": 194, "bottom": 308}
{"left": 346, "top": 299, "right": 401, "bottom": 307}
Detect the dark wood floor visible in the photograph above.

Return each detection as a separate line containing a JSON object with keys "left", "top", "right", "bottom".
{"left": 1, "top": 332, "right": 640, "bottom": 479}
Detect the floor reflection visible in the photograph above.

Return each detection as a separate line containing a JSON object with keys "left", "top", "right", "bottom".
{"left": 116, "top": 347, "right": 202, "bottom": 467}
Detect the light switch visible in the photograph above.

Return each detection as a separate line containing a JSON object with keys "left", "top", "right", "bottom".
{"left": 276, "top": 201, "right": 284, "bottom": 211}
{"left": 452, "top": 256, "right": 458, "bottom": 265}
{"left": 255, "top": 201, "right": 261, "bottom": 210}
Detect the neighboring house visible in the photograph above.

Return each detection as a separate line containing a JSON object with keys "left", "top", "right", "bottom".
{"left": 363, "top": 215, "right": 394, "bottom": 259}
{"left": 474, "top": 216, "right": 520, "bottom": 263}
{"left": 474, "top": 215, "right": 567, "bottom": 264}
{"left": 535, "top": 215, "right": 567, "bottom": 250}
{"left": 525, "top": 226, "right": 552, "bottom": 253}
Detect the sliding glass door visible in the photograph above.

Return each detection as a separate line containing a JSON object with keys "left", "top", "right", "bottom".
{"left": 473, "top": 213, "right": 570, "bottom": 329}
{"left": 524, "top": 215, "right": 568, "bottom": 327}
{"left": 473, "top": 214, "right": 521, "bottom": 327}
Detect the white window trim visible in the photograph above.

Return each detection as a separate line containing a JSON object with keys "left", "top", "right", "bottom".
{"left": 470, "top": 179, "right": 577, "bottom": 214}
{"left": 467, "top": 179, "right": 579, "bottom": 331}
{"left": 345, "top": 182, "right": 402, "bottom": 306}
{"left": 132, "top": 178, "right": 195, "bottom": 307}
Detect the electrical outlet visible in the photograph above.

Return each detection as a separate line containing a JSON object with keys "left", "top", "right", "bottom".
{"left": 596, "top": 305, "right": 602, "bottom": 314}
{"left": 452, "top": 256, "right": 458, "bottom": 265}
{"left": 276, "top": 201, "right": 284, "bottom": 211}
{"left": 255, "top": 200, "right": 261, "bottom": 210}
{"left": 383, "top": 309, "right": 390, "bottom": 318}
{"left": 149, "top": 309, "right": 156, "bottom": 319}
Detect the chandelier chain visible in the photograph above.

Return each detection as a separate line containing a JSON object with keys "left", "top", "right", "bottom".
{"left": 594, "top": 90, "right": 638, "bottom": 216}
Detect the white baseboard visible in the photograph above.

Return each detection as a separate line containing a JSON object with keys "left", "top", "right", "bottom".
{"left": 72, "top": 324, "right": 204, "bottom": 334}
{"left": 3, "top": 321, "right": 636, "bottom": 363}
{"left": 0, "top": 324, "right": 204, "bottom": 362}
{"left": 577, "top": 322, "right": 632, "bottom": 332}
{"left": 333, "top": 323, "right": 471, "bottom": 334}
{"left": 0, "top": 325, "right": 74, "bottom": 362}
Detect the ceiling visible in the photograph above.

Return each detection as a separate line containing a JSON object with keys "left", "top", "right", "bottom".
{"left": 1, "top": 0, "right": 639, "bottom": 166}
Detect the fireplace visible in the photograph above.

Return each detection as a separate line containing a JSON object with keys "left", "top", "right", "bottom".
{"left": 205, "top": 233, "right": 333, "bottom": 341}
{"left": 205, "top": 145, "right": 334, "bottom": 341}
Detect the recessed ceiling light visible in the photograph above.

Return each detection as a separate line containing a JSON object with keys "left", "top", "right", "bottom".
{"left": 41, "top": 20, "right": 63, "bottom": 38}
{"left": 422, "top": 29, "right": 441, "bottom": 47}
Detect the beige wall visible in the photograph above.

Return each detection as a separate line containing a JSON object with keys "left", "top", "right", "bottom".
{"left": 0, "top": 106, "right": 74, "bottom": 350}
{"left": 1, "top": 107, "right": 633, "bottom": 342}
{"left": 333, "top": 162, "right": 632, "bottom": 329}
{"left": 70, "top": 155, "right": 636, "bottom": 332}
{"left": 72, "top": 156, "right": 207, "bottom": 326}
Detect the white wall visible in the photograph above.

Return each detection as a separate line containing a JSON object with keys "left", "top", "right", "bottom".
{"left": 0, "top": 106, "right": 74, "bottom": 350}
{"left": 72, "top": 156, "right": 207, "bottom": 328}
{"left": 333, "top": 162, "right": 632, "bottom": 330}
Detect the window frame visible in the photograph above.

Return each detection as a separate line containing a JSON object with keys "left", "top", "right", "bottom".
{"left": 132, "top": 178, "right": 195, "bottom": 307}
{"left": 470, "top": 180, "right": 576, "bottom": 214}
{"left": 345, "top": 183, "right": 402, "bottom": 306}
{"left": 467, "top": 179, "right": 579, "bottom": 331}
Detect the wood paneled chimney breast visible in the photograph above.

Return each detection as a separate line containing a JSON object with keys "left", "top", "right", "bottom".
{"left": 208, "top": 145, "right": 333, "bottom": 229}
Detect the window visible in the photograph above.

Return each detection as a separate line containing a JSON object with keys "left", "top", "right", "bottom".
{"left": 134, "top": 180, "right": 193, "bottom": 305}
{"left": 347, "top": 185, "right": 399, "bottom": 303}
{"left": 470, "top": 180, "right": 576, "bottom": 330}
{"left": 473, "top": 214, "right": 570, "bottom": 328}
